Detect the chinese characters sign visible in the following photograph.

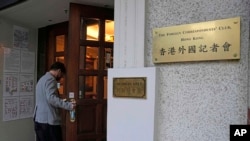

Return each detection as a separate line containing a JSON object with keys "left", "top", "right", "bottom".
{"left": 152, "top": 17, "right": 240, "bottom": 63}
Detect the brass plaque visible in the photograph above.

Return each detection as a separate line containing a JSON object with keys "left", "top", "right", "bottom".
{"left": 153, "top": 17, "right": 240, "bottom": 63}
{"left": 113, "top": 77, "right": 146, "bottom": 98}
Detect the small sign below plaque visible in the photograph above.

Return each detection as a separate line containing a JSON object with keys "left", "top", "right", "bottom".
{"left": 113, "top": 77, "right": 146, "bottom": 98}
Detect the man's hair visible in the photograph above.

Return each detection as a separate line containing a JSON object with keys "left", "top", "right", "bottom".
{"left": 49, "top": 62, "right": 66, "bottom": 73}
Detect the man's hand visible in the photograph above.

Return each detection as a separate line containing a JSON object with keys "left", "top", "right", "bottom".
{"left": 70, "top": 99, "right": 76, "bottom": 110}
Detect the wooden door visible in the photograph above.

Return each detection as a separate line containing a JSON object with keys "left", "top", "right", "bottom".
{"left": 45, "top": 21, "right": 69, "bottom": 141}
{"left": 65, "top": 3, "right": 114, "bottom": 141}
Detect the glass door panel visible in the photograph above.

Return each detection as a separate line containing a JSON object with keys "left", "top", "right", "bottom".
{"left": 79, "top": 76, "right": 98, "bottom": 99}
{"left": 56, "top": 35, "right": 65, "bottom": 52}
{"left": 80, "top": 18, "right": 100, "bottom": 41}
{"left": 79, "top": 46, "right": 99, "bottom": 70}
{"left": 56, "top": 56, "right": 64, "bottom": 63}
{"left": 105, "top": 20, "right": 114, "bottom": 42}
{"left": 104, "top": 48, "right": 113, "bottom": 69}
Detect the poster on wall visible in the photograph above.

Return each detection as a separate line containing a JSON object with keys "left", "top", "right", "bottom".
{"left": 19, "top": 96, "right": 34, "bottom": 119}
{"left": 3, "top": 47, "right": 20, "bottom": 72}
{"left": 2, "top": 72, "right": 35, "bottom": 121}
{"left": 3, "top": 72, "right": 19, "bottom": 97}
{"left": 1, "top": 25, "right": 35, "bottom": 121}
{"left": 13, "top": 25, "right": 29, "bottom": 49}
{"left": 21, "top": 50, "right": 35, "bottom": 73}
{"left": 19, "top": 73, "right": 34, "bottom": 96}
{"left": 2, "top": 97, "right": 19, "bottom": 121}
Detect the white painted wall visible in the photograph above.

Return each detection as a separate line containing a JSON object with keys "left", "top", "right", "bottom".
{"left": 107, "top": 67, "right": 159, "bottom": 141}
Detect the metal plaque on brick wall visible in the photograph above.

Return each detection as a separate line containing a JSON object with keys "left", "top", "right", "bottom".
{"left": 152, "top": 17, "right": 240, "bottom": 63}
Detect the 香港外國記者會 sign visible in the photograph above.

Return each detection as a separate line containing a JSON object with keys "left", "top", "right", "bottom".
{"left": 152, "top": 17, "right": 240, "bottom": 63}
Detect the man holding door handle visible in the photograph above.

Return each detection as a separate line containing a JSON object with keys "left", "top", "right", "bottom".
{"left": 33, "top": 62, "right": 76, "bottom": 141}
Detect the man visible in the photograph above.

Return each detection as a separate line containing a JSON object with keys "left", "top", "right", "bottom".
{"left": 34, "top": 62, "right": 75, "bottom": 141}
